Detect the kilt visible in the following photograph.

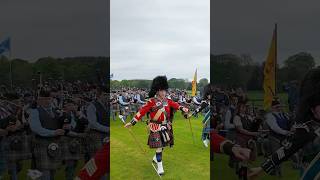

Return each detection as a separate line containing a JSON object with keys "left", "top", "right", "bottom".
{"left": 236, "top": 133, "right": 257, "bottom": 161}
{"left": 3, "top": 132, "right": 32, "bottom": 168}
{"left": 130, "top": 104, "right": 139, "bottom": 113}
{"left": 33, "top": 136, "right": 63, "bottom": 170}
{"left": 86, "top": 130, "right": 108, "bottom": 158}
{"left": 225, "top": 129, "right": 236, "bottom": 142}
{"left": 167, "top": 122, "right": 174, "bottom": 146}
{"left": 61, "top": 136, "right": 85, "bottom": 161}
{"left": 0, "top": 138, "right": 6, "bottom": 174}
{"left": 111, "top": 104, "right": 119, "bottom": 116}
{"left": 147, "top": 123, "right": 174, "bottom": 148}
{"left": 120, "top": 106, "right": 129, "bottom": 116}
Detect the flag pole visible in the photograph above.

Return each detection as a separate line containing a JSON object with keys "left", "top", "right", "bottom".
{"left": 9, "top": 38, "right": 13, "bottom": 91}
{"left": 274, "top": 23, "right": 277, "bottom": 96}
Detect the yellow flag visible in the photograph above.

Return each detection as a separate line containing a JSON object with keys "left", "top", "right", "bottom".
{"left": 192, "top": 69, "right": 197, "bottom": 96}
{"left": 263, "top": 25, "right": 277, "bottom": 110}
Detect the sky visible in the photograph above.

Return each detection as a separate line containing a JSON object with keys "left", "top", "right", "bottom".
{"left": 211, "top": 0, "right": 320, "bottom": 65}
{"left": 0, "top": 0, "right": 109, "bottom": 61}
{"left": 110, "top": 0, "right": 210, "bottom": 81}
{"left": 1, "top": 1, "right": 319, "bottom": 79}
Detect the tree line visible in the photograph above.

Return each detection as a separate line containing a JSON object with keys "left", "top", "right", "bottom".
{"left": 111, "top": 78, "right": 209, "bottom": 91}
{"left": 210, "top": 52, "right": 317, "bottom": 92}
{"left": 0, "top": 56, "right": 109, "bottom": 88}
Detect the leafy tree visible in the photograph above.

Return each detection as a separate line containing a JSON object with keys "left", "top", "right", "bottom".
{"left": 282, "top": 52, "right": 315, "bottom": 81}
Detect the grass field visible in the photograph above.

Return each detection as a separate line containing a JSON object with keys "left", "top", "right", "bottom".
{"left": 110, "top": 113, "right": 210, "bottom": 180}
{"left": 2, "top": 160, "right": 84, "bottom": 179}
{"left": 211, "top": 91, "right": 300, "bottom": 180}
{"left": 212, "top": 155, "right": 300, "bottom": 180}
{"left": 110, "top": 91, "right": 303, "bottom": 180}
{"left": 246, "top": 91, "right": 288, "bottom": 108}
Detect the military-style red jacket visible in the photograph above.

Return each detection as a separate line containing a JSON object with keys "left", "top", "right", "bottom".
{"left": 133, "top": 97, "right": 182, "bottom": 122}
{"left": 211, "top": 130, "right": 234, "bottom": 155}
{"left": 132, "top": 97, "right": 183, "bottom": 131}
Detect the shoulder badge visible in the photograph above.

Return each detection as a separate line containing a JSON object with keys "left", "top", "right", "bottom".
{"left": 156, "top": 102, "right": 161, "bottom": 106}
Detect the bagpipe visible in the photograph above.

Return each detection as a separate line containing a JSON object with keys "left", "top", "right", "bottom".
{"left": 301, "top": 152, "right": 320, "bottom": 180}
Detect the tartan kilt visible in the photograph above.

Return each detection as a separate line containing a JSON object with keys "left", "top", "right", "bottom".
{"left": 3, "top": 132, "right": 32, "bottom": 164}
{"left": 235, "top": 133, "right": 252, "bottom": 148}
{"left": 147, "top": 124, "right": 174, "bottom": 148}
{"left": 120, "top": 106, "right": 129, "bottom": 116}
{"left": 60, "top": 136, "right": 85, "bottom": 161}
{"left": 85, "top": 130, "right": 108, "bottom": 157}
{"left": 0, "top": 138, "right": 6, "bottom": 173}
{"left": 167, "top": 122, "right": 174, "bottom": 146}
{"left": 33, "top": 136, "right": 63, "bottom": 170}
{"left": 236, "top": 133, "right": 257, "bottom": 161}
{"left": 111, "top": 104, "right": 119, "bottom": 114}
{"left": 130, "top": 104, "right": 139, "bottom": 113}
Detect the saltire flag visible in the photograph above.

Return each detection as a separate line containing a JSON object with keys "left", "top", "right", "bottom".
{"left": 191, "top": 69, "right": 197, "bottom": 96}
{"left": 263, "top": 24, "right": 277, "bottom": 110}
{"left": 0, "top": 37, "right": 11, "bottom": 56}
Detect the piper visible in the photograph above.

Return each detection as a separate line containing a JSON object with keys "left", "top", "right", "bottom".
{"left": 124, "top": 76, "right": 189, "bottom": 176}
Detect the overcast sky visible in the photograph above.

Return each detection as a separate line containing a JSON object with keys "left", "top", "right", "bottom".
{"left": 212, "top": 0, "right": 320, "bottom": 65}
{"left": 110, "top": 0, "right": 210, "bottom": 81}
{"left": 0, "top": 0, "right": 109, "bottom": 61}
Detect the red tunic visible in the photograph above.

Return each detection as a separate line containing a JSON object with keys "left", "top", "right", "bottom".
{"left": 133, "top": 97, "right": 181, "bottom": 122}
{"left": 132, "top": 97, "right": 182, "bottom": 132}
{"left": 210, "top": 130, "right": 233, "bottom": 154}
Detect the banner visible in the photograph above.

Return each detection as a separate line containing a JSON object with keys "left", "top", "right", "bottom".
{"left": 191, "top": 69, "right": 197, "bottom": 96}
{"left": 263, "top": 25, "right": 277, "bottom": 110}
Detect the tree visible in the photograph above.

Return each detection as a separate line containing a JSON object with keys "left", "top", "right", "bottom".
{"left": 198, "top": 78, "right": 209, "bottom": 90}
{"left": 168, "top": 78, "right": 187, "bottom": 89}
{"left": 282, "top": 52, "right": 315, "bottom": 81}
{"left": 211, "top": 54, "right": 253, "bottom": 88}
{"left": 0, "top": 56, "right": 109, "bottom": 87}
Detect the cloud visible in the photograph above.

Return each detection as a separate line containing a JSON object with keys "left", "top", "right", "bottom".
{"left": 110, "top": 0, "right": 210, "bottom": 81}
{"left": 211, "top": 0, "right": 320, "bottom": 65}
{"left": 0, "top": 0, "right": 109, "bottom": 60}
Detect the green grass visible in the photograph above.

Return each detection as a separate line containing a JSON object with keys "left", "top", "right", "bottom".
{"left": 212, "top": 91, "right": 300, "bottom": 179}
{"left": 111, "top": 113, "right": 210, "bottom": 180}
{"left": 212, "top": 155, "right": 300, "bottom": 180}
{"left": 2, "top": 160, "right": 84, "bottom": 179}
{"left": 111, "top": 91, "right": 301, "bottom": 180}
{"left": 246, "top": 91, "right": 288, "bottom": 109}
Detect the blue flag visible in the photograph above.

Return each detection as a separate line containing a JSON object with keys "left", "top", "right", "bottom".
{"left": 0, "top": 37, "right": 11, "bottom": 55}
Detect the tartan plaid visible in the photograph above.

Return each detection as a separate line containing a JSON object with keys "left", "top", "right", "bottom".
{"left": 0, "top": 139, "right": 6, "bottom": 174}
{"left": 85, "top": 131, "right": 108, "bottom": 158}
{"left": 147, "top": 123, "right": 174, "bottom": 148}
{"left": 111, "top": 104, "right": 119, "bottom": 111}
{"left": 130, "top": 104, "right": 139, "bottom": 113}
{"left": 167, "top": 123, "right": 174, "bottom": 147}
{"left": 61, "top": 136, "right": 85, "bottom": 161}
{"left": 148, "top": 131, "right": 163, "bottom": 148}
{"left": 3, "top": 132, "right": 32, "bottom": 167}
{"left": 32, "top": 136, "right": 63, "bottom": 170}
{"left": 147, "top": 128, "right": 174, "bottom": 148}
